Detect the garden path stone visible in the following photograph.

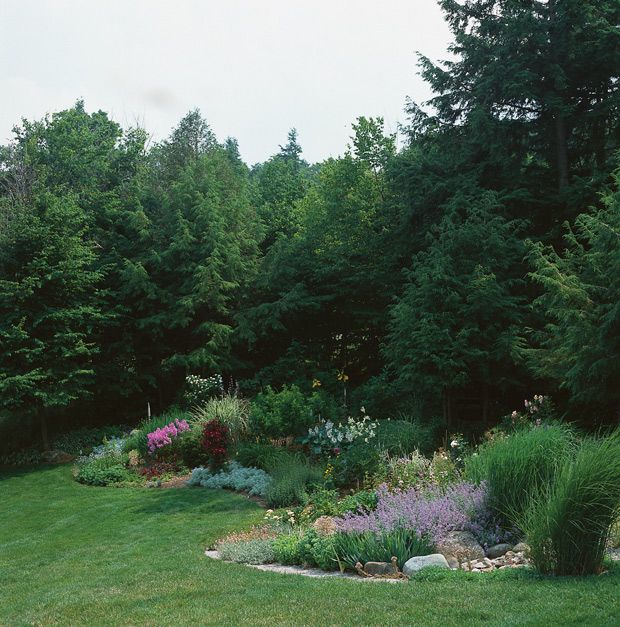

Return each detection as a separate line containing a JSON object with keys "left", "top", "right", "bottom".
{"left": 204, "top": 550, "right": 404, "bottom": 582}
{"left": 402, "top": 554, "right": 449, "bottom": 576}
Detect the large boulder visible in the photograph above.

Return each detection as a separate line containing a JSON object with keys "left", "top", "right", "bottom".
{"left": 486, "top": 543, "right": 513, "bottom": 559}
{"left": 403, "top": 554, "right": 449, "bottom": 576}
{"left": 437, "top": 531, "right": 485, "bottom": 562}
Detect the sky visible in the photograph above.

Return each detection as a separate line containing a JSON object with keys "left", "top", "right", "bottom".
{"left": 0, "top": 0, "right": 452, "bottom": 165}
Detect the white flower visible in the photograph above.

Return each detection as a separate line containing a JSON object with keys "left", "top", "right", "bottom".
{"left": 450, "top": 440, "right": 459, "bottom": 448}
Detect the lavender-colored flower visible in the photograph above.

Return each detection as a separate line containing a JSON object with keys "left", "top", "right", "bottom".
{"left": 334, "top": 481, "right": 489, "bottom": 546}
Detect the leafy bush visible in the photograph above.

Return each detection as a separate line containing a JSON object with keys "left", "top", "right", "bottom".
{"left": 519, "top": 430, "right": 620, "bottom": 575}
{"left": 187, "top": 462, "right": 272, "bottom": 497}
{"left": 271, "top": 532, "right": 304, "bottom": 565}
{"left": 183, "top": 374, "right": 224, "bottom": 408}
{"left": 250, "top": 385, "right": 313, "bottom": 438}
{"left": 465, "top": 423, "right": 575, "bottom": 528}
{"left": 297, "top": 529, "right": 339, "bottom": 571}
{"left": 122, "top": 409, "right": 190, "bottom": 457}
{"left": 190, "top": 394, "right": 250, "bottom": 438}
{"left": 334, "top": 528, "right": 434, "bottom": 570}
{"left": 303, "top": 411, "right": 378, "bottom": 458}
{"left": 201, "top": 420, "right": 230, "bottom": 470}
{"left": 76, "top": 454, "right": 134, "bottom": 486}
{"left": 216, "top": 539, "right": 275, "bottom": 564}
{"left": 329, "top": 443, "right": 381, "bottom": 488}
{"left": 52, "top": 425, "right": 129, "bottom": 456}
{"left": 235, "top": 441, "right": 290, "bottom": 471}
{"left": 370, "top": 451, "right": 431, "bottom": 490}
{"left": 0, "top": 448, "right": 43, "bottom": 467}
{"left": 179, "top": 428, "right": 210, "bottom": 469}
{"left": 265, "top": 459, "right": 323, "bottom": 507}
{"left": 374, "top": 418, "right": 439, "bottom": 456}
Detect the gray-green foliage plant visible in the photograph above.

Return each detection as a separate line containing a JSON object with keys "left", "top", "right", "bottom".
{"left": 465, "top": 424, "right": 575, "bottom": 529}
{"left": 187, "top": 461, "right": 272, "bottom": 497}
{"left": 265, "top": 459, "right": 323, "bottom": 507}
{"left": 216, "top": 539, "right": 275, "bottom": 564}
{"left": 519, "top": 430, "right": 620, "bottom": 575}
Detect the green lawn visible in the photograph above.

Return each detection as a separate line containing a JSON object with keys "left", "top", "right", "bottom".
{"left": 1, "top": 466, "right": 619, "bottom": 626}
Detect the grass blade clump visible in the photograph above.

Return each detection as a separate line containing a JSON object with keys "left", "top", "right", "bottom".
{"left": 519, "top": 430, "right": 620, "bottom": 575}
{"left": 465, "top": 423, "right": 575, "bottom": 529}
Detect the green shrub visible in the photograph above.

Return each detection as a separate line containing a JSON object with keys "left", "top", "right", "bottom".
{"left": 370, "top": 451, "right": 431, "bottom": 490}
{"left": 519, "top": 430, "right": 620, "bottom": 575}
{"left": 190, "top": 394, "right": 250, "bottom": 438}
{"left": 271, "top": 533, "right": 304, "bottom": 565}
{"left": 123, "top": 409, "right": 190, "bottom": 457}
{"left": 465, "top": 424, "right": 575, "bottom": 528}
{"left": 334, "top": 528, "right": 434, "bottom": 570}
{"left": 76, "top": 454, "right": 134, "bottom": 486}
{"left": 374, "top": 418, "right": 439, "bottom": 456}
{"left": 179, "top": 427, "right": 210, "bottom": 468}
{"left": 265, "top": 459, "right": 323, "bottom": 507}
{"left": 298, "top": 529, "right": 339, "bottom": 571}
{"left": 234, "top": 441, "right": 289, "bottom": 471}
{"left": 52, "top": 425, "right": 129, "bottom": 456}
{"left": 216, "top": 539, "right": 275, "bottom": 564}
{"left": 330, "top": 443, "right": 381, "bottom": 488}
{"left": 250, "top": 385, "right": 313, "bottom": 438}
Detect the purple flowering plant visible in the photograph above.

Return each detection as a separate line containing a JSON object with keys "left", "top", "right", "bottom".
{"left": 147, "top": 419, "right": 190, "bottom": 454}
{"left": 334, "top": 481, "right": 491, "bottom": 547}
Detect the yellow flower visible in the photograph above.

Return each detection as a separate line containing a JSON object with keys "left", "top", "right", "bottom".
{"left": 312, "top": 378, "right": 322, "bottom": 388}
{"left": 337, "top": 371, "right": 349, "bottom": 382}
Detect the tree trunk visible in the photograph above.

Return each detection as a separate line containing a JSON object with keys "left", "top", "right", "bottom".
{"left": 39, "top": 407, "right": 50, "bottom": 451}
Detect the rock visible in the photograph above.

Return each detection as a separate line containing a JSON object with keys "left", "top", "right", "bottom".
{"left": 445, "top": 555, "right": 460, "bottom": 570}
{"left": 402, "top": 554, "right": 449, "bottom": 576}
{"left": 486, "top": 543, "right": 513, "bottom": 559}
{"left": 512, "top": 542, "right": 530, "bottom": 554}
{"left": 363, "top": 561, "right": 398, "bottom": 576}
{"left": 437, "top": 531, "right": 485, "bottom": 562}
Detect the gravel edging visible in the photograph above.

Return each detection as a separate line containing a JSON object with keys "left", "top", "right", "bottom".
{"left": 204, "top": 550, "right": 404, "bottom": 582}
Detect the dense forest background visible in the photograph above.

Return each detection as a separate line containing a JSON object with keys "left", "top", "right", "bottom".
{"left": 1, "top": 0, "right": 619, "bottom": 450}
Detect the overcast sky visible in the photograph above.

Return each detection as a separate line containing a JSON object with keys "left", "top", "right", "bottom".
{"left": 0, "top": 0, "right": 451, "bottom": 165}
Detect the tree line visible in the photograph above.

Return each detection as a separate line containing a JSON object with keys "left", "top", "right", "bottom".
{"left": 1, "top": 0, "right": 619, "bottom": 446}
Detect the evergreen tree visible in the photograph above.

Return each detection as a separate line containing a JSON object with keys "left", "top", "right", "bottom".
{"left": 0, "top": 194, "right": 104, "bottom": 446}
{"left": 526, "top": 166, "right": 620, "bottom": 419}
{"left": 385, "top": 192, "right": 526, "bottom": 423}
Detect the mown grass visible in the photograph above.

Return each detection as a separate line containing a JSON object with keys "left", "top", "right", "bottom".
{"left": 1, "top": 465, "right": 619, "bottom": 626}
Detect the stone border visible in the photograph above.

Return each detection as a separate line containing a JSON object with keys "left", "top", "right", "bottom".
{"left": 204, "top": 550, "right": 404, "bottom": 582}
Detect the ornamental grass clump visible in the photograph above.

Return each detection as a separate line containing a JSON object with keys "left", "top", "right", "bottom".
{"left": 465, "top": 423, "right": 575, "bottom": 529}
{"left": 334, "top": 481, "right": 488, "bottom": 547}
{"left": 519, "top": 430, "right": 620, "bottom": 575}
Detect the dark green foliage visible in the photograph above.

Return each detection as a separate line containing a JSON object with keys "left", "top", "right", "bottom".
{"left": 52, "top": 426, "right": 129, "bottom": 456}
{"left": 466, "top": 424, "right": 575, "bottom": 529}
{"left": 334, "top": 529, "right": 434, "bottom": 571}
{"left": 234, "top": 441, "right": 290, "bottom": 471}
{"left": 75, "top": 455, "right": 134, "bottom": 486}
{"left": 249, "top": 385, "right": 313, "bottom": 438}
{"left": 265, "top": 458, "right": 323, "bottom": 507}
{"left": 374, "top": 419, "right": 440, "bottom": 456}
{"left": 331, "top": 443, "right": 381, "bottom": 488}
{"left": 519, "top": 430, "right": 620, "bottom": 575}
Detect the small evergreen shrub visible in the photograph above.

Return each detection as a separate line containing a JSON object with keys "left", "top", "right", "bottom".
{"left": 235, "top": 442, "right": 289, "bottom": 471}
{"left": 330, "top": 443, "right": 381, "bottom": 488}
{"left": 374, "top": 418, "right": 440, "bottom": 456}
{"left": 519, "top": 430, "right": 620, "bottom": 575}
{"left": 187, "top": 462, "right": 272, "bottom": 497}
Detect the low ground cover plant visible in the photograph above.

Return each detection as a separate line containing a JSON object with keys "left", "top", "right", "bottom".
{"left": 187, "top": 462, "right": 272, "bottom": 497}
